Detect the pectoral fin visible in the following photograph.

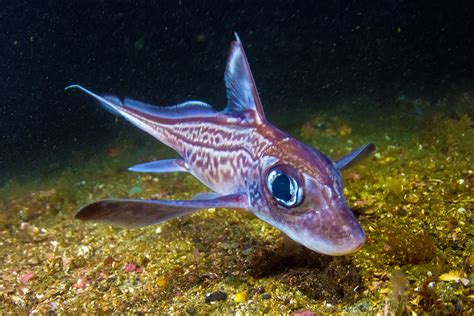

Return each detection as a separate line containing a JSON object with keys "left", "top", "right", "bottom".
{"left": 334, "top": 143, "right": 376, "bottom": 170}
{"left": 128, "top": 159, "right": 188, "bottom": 173}
{"left": 75, "top": 193, "right": 247, "bottom": 228}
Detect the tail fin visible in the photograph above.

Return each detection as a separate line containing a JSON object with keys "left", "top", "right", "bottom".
{"left": 65, "top": 85, "right": 122, "bottom": 115}
{"left": 65, "top": 84, "right": 218, "bottom": 148}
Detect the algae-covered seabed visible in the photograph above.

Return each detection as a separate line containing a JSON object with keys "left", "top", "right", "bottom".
{"left": 0, "top": 93, "right": 472, "bottom": 314}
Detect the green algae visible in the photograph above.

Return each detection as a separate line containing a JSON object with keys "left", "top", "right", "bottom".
{"left": 0, "top": 92, "right": 472, "bottom": 314}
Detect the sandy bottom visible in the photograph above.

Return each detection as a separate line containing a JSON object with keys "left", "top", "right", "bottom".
{"left": 1, "top": 93, "right": 472, "bottom": 314}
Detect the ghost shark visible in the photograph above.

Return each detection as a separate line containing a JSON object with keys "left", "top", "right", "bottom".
{"left": 66, "top": 34, "right": 375, "bottom": 255}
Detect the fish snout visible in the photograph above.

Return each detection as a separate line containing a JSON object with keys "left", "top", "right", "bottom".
{"left": 298, "top": 207, "right": 366, "bottom": 256}
{"left": 325, "top": 217, "right": 366, "bottom": 255}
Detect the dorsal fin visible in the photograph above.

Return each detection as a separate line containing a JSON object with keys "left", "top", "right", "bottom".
{"left": 65, "top": 85, "right": 217, "bottom": 120}
{"left": 224, "top": 33, "right": 266, "bottom": 124}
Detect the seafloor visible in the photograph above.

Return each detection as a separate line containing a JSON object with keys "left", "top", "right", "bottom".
{"left": 0, "top": 92, "right": 472, "bottom": 314}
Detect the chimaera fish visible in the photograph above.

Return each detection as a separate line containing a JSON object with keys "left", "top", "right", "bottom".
{"left": 66, "top": 34, "right": 375, "bottom": 256}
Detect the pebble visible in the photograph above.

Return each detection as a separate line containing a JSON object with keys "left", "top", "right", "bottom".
{"left": 156, "top": 275, "right": 167, "bottom": 287}
{"left": 241, "top": 247, "right": 253, "bottom": 256}
{"left": 234, "top": 291, "right": 247, "bottom": 303}
{"left": 255, "top": 286, "right": 265, "bottom": 294}
{"left": 404, "top": 193, "right": 419, "bottom": 203}
{"left": 123, "top": 263, "right": 142, "bottom": 273}
{"left": 457, "top": 207, "right": 466, "bottom": 214}
{"left": 397, "top": 208, "right": 407, "bottom": 216}
{"left": 262, "top": 293, "right": 271, "bottom": 300}
{"left": 205, "top": 291, "right": 228, "bottom": 303}
{"left": 19, "top": 272, "right": 34, "bottom": 284}
{"left": 292, "top": 310, "right": 317, "bottom": 316}
{"left": 128, "top": 185, "right": 143, "bottom": 195}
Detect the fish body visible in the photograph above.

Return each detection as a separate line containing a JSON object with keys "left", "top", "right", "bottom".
{"left": 67, "top": 34, "right": 374, "bottom": 255}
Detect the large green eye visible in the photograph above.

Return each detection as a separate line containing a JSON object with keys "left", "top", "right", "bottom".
{"left": 266, "top": 168, "right": 303, "bottom": 207}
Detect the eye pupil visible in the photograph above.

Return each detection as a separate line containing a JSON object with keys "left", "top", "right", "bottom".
{"left": 272, "top": 174, "right": 293, "bottom": 202}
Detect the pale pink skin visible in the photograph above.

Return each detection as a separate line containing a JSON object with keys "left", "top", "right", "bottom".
{"left": 69, "top": 35, "right": 366, "bottom": 256}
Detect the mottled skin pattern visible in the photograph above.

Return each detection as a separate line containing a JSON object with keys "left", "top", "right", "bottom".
{"left": 68, "top": 34, "right": 368, "bottom": 255}
{"left": 121, "top": 104, "right": 365, "bottom": 255}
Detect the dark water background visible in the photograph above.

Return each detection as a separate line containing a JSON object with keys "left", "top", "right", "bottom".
{"left": 1, "top": 1, "right": 473, "bottom": 182}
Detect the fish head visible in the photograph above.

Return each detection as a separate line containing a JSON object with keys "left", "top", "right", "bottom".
{"left": 256, "top": 141, "right": 366, "bottom": 256}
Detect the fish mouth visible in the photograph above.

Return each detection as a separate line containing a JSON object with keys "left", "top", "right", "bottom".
{"left": 286, "top": 208, "right": 366, "bottom": 256}
{"left": 298, "top": 223, "right": 366, "bottom": 256}
{"left": 319, "top": 225, "right": 366, "bottom": 256}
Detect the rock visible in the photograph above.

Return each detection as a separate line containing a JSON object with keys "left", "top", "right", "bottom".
{"left": 205, "top": 291, "right": 228, "bottom": 303}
